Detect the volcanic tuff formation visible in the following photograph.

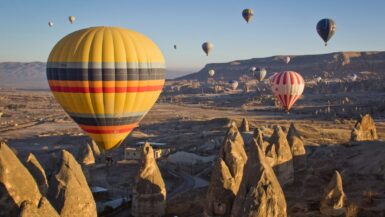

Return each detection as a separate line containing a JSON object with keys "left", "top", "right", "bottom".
{"left": 25, "top": 153, "right": 49, "bottom": 195}
{"left": 286, "top": 123, "right": 306, "bottom": 172}
{"left": 19, "top": 197, "right": 60, "bottom": 217}
{"left": 231, "top": 137, "right": 287, "bottom": 217}
{"left": 351, "top": 114, "right": 378, "bottom": 141}
{"left": 320, "top": 170, "right": 347, "bottom": 216}
{"left": 205, "top": 122, "right": 248, "bottom": 217}
{"left": 132, "top": 143, "right": 166, "bottom": 217}
{"left": 47, "top": 150, "right": 97, "bottom": 217}
{"left": 0, "top": 142, "right": 42, "bottom": 217}
{"left": 80, "top": 143, "right": 95, "bottom": 165}
{"left": 265, "top": 126, "right": 294, "bottom": 186}
{"left": 240, "top": 117, "right": 250, "bottom": 132}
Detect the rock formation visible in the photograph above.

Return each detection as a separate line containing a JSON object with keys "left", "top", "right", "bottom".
{"left": 19, "top": 197, "right": 60, "bottom": 217}
{"left": 91, "top": 140, "right": 101, "bottom": 158}
{"left": 231, "top": 138, "right": 287, "bottom": 217}
{"left": 132, "top": 143, "right": 166, "bottom": 217}
{"left": 287, "top": 123, "right": 306, "bottom": 172}
{"left": 253, "top": 128, "right": 268, "bottom": 152}
{"left": 0, "top": 142, "right": 42, "bottom": 217}
{"left": 320, "top": 170, "right": 347, "bottom": 216}
{"left": 351, "top": 114, "right": 378, "bottom": 141}
{"left": 205, "top": 122, "right": 248, "bottom": 217}
{"left": 25, "top": 153, "right": 49, "bottom": 195}
{"left": 240, "top": 117, "right": 250, "bottom": 132}
{"left": 265, "top": 126, "right": 294, "bottom": 186}
{"left": 47, "top": 150, "right": 97, "bottom": 217}
{"left": 80, "top": 143, "right": 95, "bottom": 165}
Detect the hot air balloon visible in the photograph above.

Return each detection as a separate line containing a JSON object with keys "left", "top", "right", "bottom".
{"left": 316, "top": 76, "right": 322, "bottom": 83}
{"left": 242, "top": 9, "right": 254, "bottom": 23}
{"left": 46, "top": 27, "right": 165, "bottom": 151}
{"left": 69, "top": 16, "right": 75, "bottom": 24}
{"left": 255, "top": 68, "right": 267, "bottom": 81}
{"left": 229, "top": 80, "right": 238, "bottom": 90}
{"left": 284, "top": 56, "right": 291, "bottom": 64}
{"left": 317, "top": 18, "right": 336, "bottom": 46}
{"left": 174, "top": 45, "right": 177, "bottom": 50}
{"left": 48, "top": 21, "right": 54, "bottom": 27}
{"left": 269, "top": 71, "right": 305, "bottom": 111}
{"left": 208, "top": 69, "right": 215, "bottom": 77}
{"left": 249, "top": 66, "right": 257, "bottom": 73}
{"left": 351, "top": 74, "right": 358, "bottom": 81}
{"left": 202, "top": 42, "right": 213, "bottom": 56}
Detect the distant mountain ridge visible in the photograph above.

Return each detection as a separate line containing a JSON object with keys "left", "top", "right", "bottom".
{"left": 177, "top": 51, "right": 385, "bottom": 81}
{"left": 0, "top": 62, "right": 47, "bottom": 89}
{"left": 1, "top": 51, "right": 384, "bottom": 89}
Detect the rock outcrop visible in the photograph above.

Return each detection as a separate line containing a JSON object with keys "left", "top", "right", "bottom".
{"left": 132, "top": 143, "right": 166, "bottom": 217}
{"left": 320, "top": 170, "right": 347, "bottom": 216}
{"left": 0, "top": 142, "right": 42, "bottom": 217}
{"left": 231, "top": 138, "right": 287, "bottom": 217}
{"left": 287, "top": 123, "right": 306, "bottom": 172}
{"left": 205, "top": 122, "right": 248, "bottom": 217}
{"left": 351, "top": 114, "right": 378, "bottom": 141}
{"left": 253, "top": 128, "right": 269, "bottom": 152}
{"left": 19, "top": 197, "right": 60, "bottom": 217}
{"left": 265, "top": 126, "right": 294, "bottom": 186}
{"left": 80, "top": 143, "right": 95, "bottom": 166}
{"left": 240, "top": 117, "right": 250, "bottom": 132}
{"left": 25, "top": 153, "right": 49, "bottom": 195}
{"left": 47, "top": 150, "right": 97, "bottom": 217}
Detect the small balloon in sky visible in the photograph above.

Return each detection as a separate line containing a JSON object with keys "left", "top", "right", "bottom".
{"left": 202, "top": 42, "right": 213, "bottom": 56}
{"left": 48, "top": 21, "right": 54, "bottom": 27}
{"left": 316, "top": 18, "right": 336, "bottom": 46}
{"left": 69, "top": 16, "right": 75, "bottom": 24}
{"left": 242, "top": 9, "right": 254, "bottom": 23}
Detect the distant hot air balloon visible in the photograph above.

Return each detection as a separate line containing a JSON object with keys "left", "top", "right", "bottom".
{"left": 317, "top": 18, "right": 336, "bottom": 46}
{"left": 316, "top": 76, "right": 322, "bottom": 83}
{"left": 174, "top": 45, "right": 177, "bottom": 50}
{"left": 229, "top": 80, "right": 238, "bottom": 90}
{"left": 269, "top": 71, "right": 305, "bottom": 111}
{"left": 202, "top": 42, "right": 213, "bottom": 56}
{"left": 47, "top": 27, "right": 165, "bottom": 151}
{"left": 242, "top": 9, "right": 254, "bottom": 23}
{"left": 249, "top": 66, "right": 257, "bottom": 73}
{"left": 351, "top": 74, "right": 358, "bottom": 81}
{"left": 284, "top": 56, "right": 291, "bottom": 64}
{"left": 48, "top": 21, "right": 54, "bottom": 27}
{"left": 208, "top": 69, "right": 215, "bottom": 77}
{"left": 255, "top": 68, "right": 267, "bottom": 81}
{"left": 69, "top": 16, "right": 75, "bottom": 24}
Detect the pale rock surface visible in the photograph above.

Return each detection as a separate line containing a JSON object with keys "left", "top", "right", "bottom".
{"left": 80, "top": 143, "right": 95, "bottom": 166}
{"left": 320, "top": 170, "right": 347, "bottom": 216}
{"left": 25, "top": 153, "right": 49, "bottom": 195}
{"left": 205, "top": 122, "right": 248, "bottom": 217}
{"left": 0, "top": 142, "right": 42, "bottom": 217}
{"left": 47, "top": 150, "right": 97, "bottom": 217}
{"left": 19, "top": 197, "right": 60, "bottom": 217}
{"left": 351, "top": 114, "right": 378, "bottom": 141}
{"left": 287, "top": 123, "right": 306, "bottom": 172}
{"left": 231, "top": 138, "right": 287, "bottom": 217}
{"left": 265, "top": 126, "right": 294, "bottom": 186}
{"left": 132, "top": 143, "right": 166, "bottom": 217}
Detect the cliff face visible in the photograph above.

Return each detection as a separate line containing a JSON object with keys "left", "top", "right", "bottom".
{"left": 177, "top": 51, "right": 385, "bottom": 81}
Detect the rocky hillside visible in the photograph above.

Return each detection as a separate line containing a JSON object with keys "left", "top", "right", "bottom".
{"left": 177, "top": 51, "right": 385, "bottom": 81}
{"left": 0, "top": 62, "right": 47, "bottom": 89}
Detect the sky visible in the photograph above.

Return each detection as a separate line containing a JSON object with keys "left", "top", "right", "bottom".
{"left": 1, "top": 0, "right": 385, "bottom": 77}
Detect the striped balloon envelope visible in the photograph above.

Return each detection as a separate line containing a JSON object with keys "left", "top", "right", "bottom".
{"left": 47, "top": 27, "right": 165, "bottom": 150}
{"left": 269, "top": 71, "right": 305, "bottom": 111}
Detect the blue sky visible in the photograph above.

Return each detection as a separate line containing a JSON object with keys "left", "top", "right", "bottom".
{"left": 1, "top": 0, "right": 385, "bottom": 76}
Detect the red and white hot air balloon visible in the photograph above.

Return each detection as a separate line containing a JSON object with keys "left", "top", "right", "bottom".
{"left": 269, "top": 71, "right": 305, "bottom": 111}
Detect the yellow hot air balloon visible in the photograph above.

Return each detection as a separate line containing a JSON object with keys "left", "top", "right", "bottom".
{"left": 47, "top": 27, "right": 165, "bottom": 150}
{"left": 69, "top": 16, "right": 75, "bottom": 24}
